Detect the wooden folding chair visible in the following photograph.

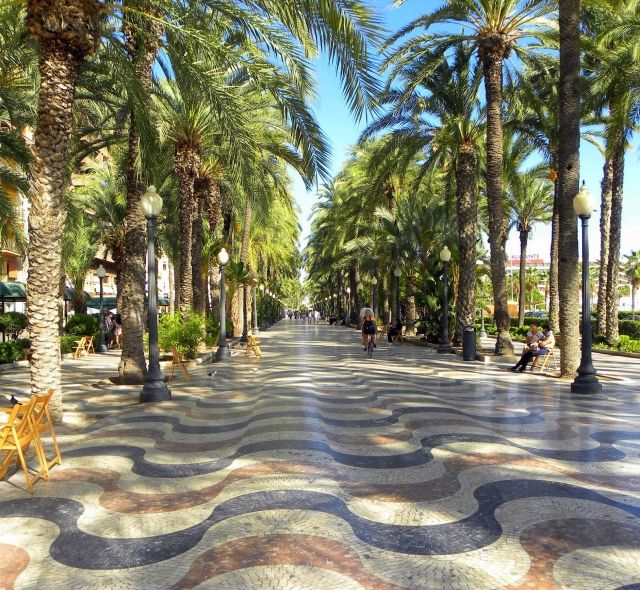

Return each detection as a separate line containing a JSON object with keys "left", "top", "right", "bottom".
{"left": 0, "top": 397, "right": 39, "bottom": 493}
{"left": 73, "top": 336, "right": 88, "bottom": 359}
{"left": 29, "top": 389, "right": 62, "bottom": 479}
{"left": 535, "top": 348, "right": 559, "bottom": 373}
{"left": 246, "top": 336, "right": 262, "bottom": 358}
{"left": 84, "top": 336, "right": 95, "bottom": 355}
{"left": 168, "top": 346, "right": 191, "bottom": 385}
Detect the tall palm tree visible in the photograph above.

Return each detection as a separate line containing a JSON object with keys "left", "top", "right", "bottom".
{"left": 23, "top": 0, "right": 100, "bottom": 418}
{"left": 507, "top": 172, "right": 553, "bottom": 326}
{"left": 557, "top": 0, "right": 582, "bottom": 376}
{"left": 389, "top": 0, "right": 554, "bottom": 355}
{"left": 365, "top": 41, "right": 484, "bottom": 343}
{"left": 623, "top": 250, "right": 640, "bottom": 318}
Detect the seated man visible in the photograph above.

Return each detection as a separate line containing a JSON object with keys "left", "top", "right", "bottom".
{"left": 530, "top": 324, "right": 556, "bottom": 370}
{"left": 511, "top": 322, "right": 543, "bottom": 372}
{"left": 388, "top": 319, "right": 403, "bottom": 343}
{"left": 361, "top": 308, "right": 377, "bottom": 349}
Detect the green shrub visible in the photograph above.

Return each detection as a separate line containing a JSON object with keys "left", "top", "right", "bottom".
{"left": 14, "top": 338, "right": 31, "bottom": 351}
{"left": 65, "top": 313, "right": 98, "bottom": 336}
{"left": 159, "top": 312, "right": 206, "bottom": 358}
{"left": 0, "top": 312, "right": 28, "bottom": 340}
{"left": 205, "top": 315, "right": 220, "bottom": 347}
{"left": 619, "top": 310, "right": 640, "bottom": 320}
{"left": 619, "top": 320, "right": 640, "bottom": 339}
{"left": 60, "top": 335, "right": 78, "bottom": 354}
{"left": 0, "top": 341, "right": 22, "bottom": 363}
{"left": 616, "top": 335, "right": 640, "bottom": 354}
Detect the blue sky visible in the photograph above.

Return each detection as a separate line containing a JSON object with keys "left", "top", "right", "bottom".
{"left": 292, "top": 0, "right": 640, "bottom": 262}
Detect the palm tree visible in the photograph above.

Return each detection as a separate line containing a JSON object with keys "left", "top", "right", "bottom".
{"left": 623, "top": 250, "right": 640, "bottom": 318}
{"left": 557, "top": 0, "right": 582, "bottom": 376}
{"left": 23, "top": 1, "right": 100, "bottom": 418}
{"left": 507, "top": 172, "right": 553, "bottom": 326}
{"left": 365, "top": 41, "right": 484, "bottom": 343}
{"left": 389, "top": 0, "right": 554, "bottom": 355}
{"left": 583, "top": 0, "right": 640, "bottom": 343}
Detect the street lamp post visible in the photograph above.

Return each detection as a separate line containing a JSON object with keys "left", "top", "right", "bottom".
{"left": 252, "top": 278, "right": 259, "bottom": 335}
{"left": 393, "top": 267, "right": 402, "bottom": 322}
{"left": 371, "top": 276, "right": 378, "bottom": 316}
{"left": 438, "top": 245, "right": 452, "bottom": 354}
{"left": 571, "top": 183, "right": 602, "bottom": 394}
{"left": 215, "top": 248, "right": 231, "bottom": 360}
{"left": 96, "top": 264, "right": 108, "bottom": 353}
{"left": 240, "top": 282, "right": 249, "bottom": 344}
{"left": 346, "top": 286, "right": 351, "bottom": 326}
{"left": 140, "top": 186, "right": 171, "bottom": 402}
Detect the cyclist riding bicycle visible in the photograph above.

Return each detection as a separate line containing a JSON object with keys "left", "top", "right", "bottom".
{"left": 361, "top": 308, "right": 377, "bottom": 350}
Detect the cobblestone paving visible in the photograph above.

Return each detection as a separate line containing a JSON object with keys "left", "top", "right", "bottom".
{"left": 1, "top": 321, "right": 640, "bottom": 589}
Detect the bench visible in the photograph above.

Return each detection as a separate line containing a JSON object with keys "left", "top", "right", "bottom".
{"left": 168, "top": 347, "right": 191, "bottom": 385}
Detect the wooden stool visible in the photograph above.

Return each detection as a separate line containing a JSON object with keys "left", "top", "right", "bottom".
{"left": 168, "top": 347, "right": 192, "bottom": 385}
{"left": 246, "top": 336, "right": 262, "bottom": 358}
{"left": 536, "top": 348, "right": 559, "bottom": 373}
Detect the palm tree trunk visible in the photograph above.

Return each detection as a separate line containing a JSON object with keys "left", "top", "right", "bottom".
{"left": 557, "top": 0, "right": 582, "bottom": 376}
{"left": 192, "top": 190, "right": 204, "bottom": 314}
{"left": 207, "top": 179, "right": 221, "bottom": 234}
{"left": 454, "top": 143, "right": 478, "bottom": 344}
{"left": 404, "top": 276, "right": 416, "bottom": 336}
{"left": 119, "top": 15, "right": 160, "bottom": 384}
{"left": 175, "top": 144, "right": 199, "bottom": 312}
{"left": 25, "top": 42, "right": 83, "bottom": 420}
{"left": 605, "top": 136, "right": 625, "bottom": 343}
{"left": 481, "top": 49, "right": 513, "bottom": 356}
{"left": 597, "top": 154, "right": 613, "bottom": 335}
{"left": 390, "top": 270, "right": 398, "bottom": 322}
{"left": 548, "top": 177, "right": 560, "bottom": 331}
{"left": 518, "top": 230, "right": 528, "bottom": 327}
{"left": 382, "top": 274, "right": 389, "bottom": 324}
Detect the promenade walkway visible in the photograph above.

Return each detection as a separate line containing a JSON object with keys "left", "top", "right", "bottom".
{"left": 1, "top": 320, "right": 639, "bottom": 589}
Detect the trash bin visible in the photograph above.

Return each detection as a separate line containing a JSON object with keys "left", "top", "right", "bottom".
{"left": 463, "top": 325, "right": 476, "bottom": 361}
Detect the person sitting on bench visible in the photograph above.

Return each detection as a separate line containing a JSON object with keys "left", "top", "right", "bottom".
{"left": 510, "top": 322, "right": 543, "bottom": 372}
{"left": 530, "top": 324, "right": 555, "bottom": 371}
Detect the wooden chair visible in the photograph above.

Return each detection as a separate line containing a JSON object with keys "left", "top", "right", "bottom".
{"left": 532, "top": 348, "right": 558, "bottom": 373}
{"left": 0, "top": 397, "right": 39, "bottom": 493}
{"left": 246, "top": 335, "right": 262, "bottom": 358}
{"left": 84, "top": 336, "right": 95, "bottom": 355}
{"left": 28, "top": 389, "right": 62, "bottom": 479}
{"left": 72, "top": 336, "right": 89, "bottom": 359}
{"left": 168, "top": 346, "right": 191, "bottom": 385}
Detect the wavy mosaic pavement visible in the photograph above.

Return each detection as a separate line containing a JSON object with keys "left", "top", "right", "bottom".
{"left": 1, "top": 321, "right": 640, "bottom": 589}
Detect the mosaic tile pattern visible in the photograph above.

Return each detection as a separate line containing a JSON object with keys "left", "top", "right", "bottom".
{"left": 1, "top": 321, "right": 640, "bottom": 589}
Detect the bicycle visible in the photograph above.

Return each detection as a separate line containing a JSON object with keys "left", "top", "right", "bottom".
{"left": 365, "top": 334, "right": 375, "bottom": 358}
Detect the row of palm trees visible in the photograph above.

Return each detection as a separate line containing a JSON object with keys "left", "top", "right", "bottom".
{"left": 306, "top": 0, "right": 638, "bottom": 378}
{"left": 0, "top": 0, "right": 383, "bottom": 418}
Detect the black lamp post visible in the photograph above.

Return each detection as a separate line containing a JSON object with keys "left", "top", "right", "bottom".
{"left": 346, "top": 286, "right": 351, "bottom": 326}
{"left": 140, "top": 186, "right": 171, "bottom": 402}
{"left": 252, "top": 278, "right": 259, "bottom": 335}
{"left": 393, "top": 266, "right": 402, "bottom": 322}
{"left": 96, "top": 264, "right": 108, "bottom": 353}
{"left": 371, "top": 276, "right": 378, "bottom": 316}
{"left": 215, "top": 248, "right": 231, "bottom": 359}
{"left": 438, "top": 245, "right": 452, "bottom": 354}
{"left": 240, "top": 283, "right": 249, "bottom": 344}
{"left": 571, "top": 183, "right": 602, "bottom": 394}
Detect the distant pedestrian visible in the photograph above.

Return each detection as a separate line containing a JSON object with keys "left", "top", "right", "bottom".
{"left": 114, "top": 312, "right": 122, "bottom": 348}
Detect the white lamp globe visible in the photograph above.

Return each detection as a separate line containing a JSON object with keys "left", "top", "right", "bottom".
{"left": 141, "top": 186, "right": 163, "bottom": 219}
{"left": 573, "top": 182, "right": 595, "bottom": 217}
{"left": 96, "top": 264, "right": 107, "bottom": 279}
{"left": 217, "top": 248, "right": 230, "bottom": 265}
{"left": 440, "top": 245, "right": 452, "bottom": 262}
{"left": 371, "top": 276, "right": 378, "bottom": 286}
{"left": 393, "top": 267, "right": 402, "bottom": 278}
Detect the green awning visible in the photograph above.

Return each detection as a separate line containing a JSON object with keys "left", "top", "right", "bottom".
{"left": 0, "top": 282, "right": 26, "bottom": 300}
{"left": 86, "top": 296, "right": 170, "bottom": 309}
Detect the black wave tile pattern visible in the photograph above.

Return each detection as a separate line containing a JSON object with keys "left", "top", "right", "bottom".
{"left": 1, "top": 479, "right": 638, "bottom": 569}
